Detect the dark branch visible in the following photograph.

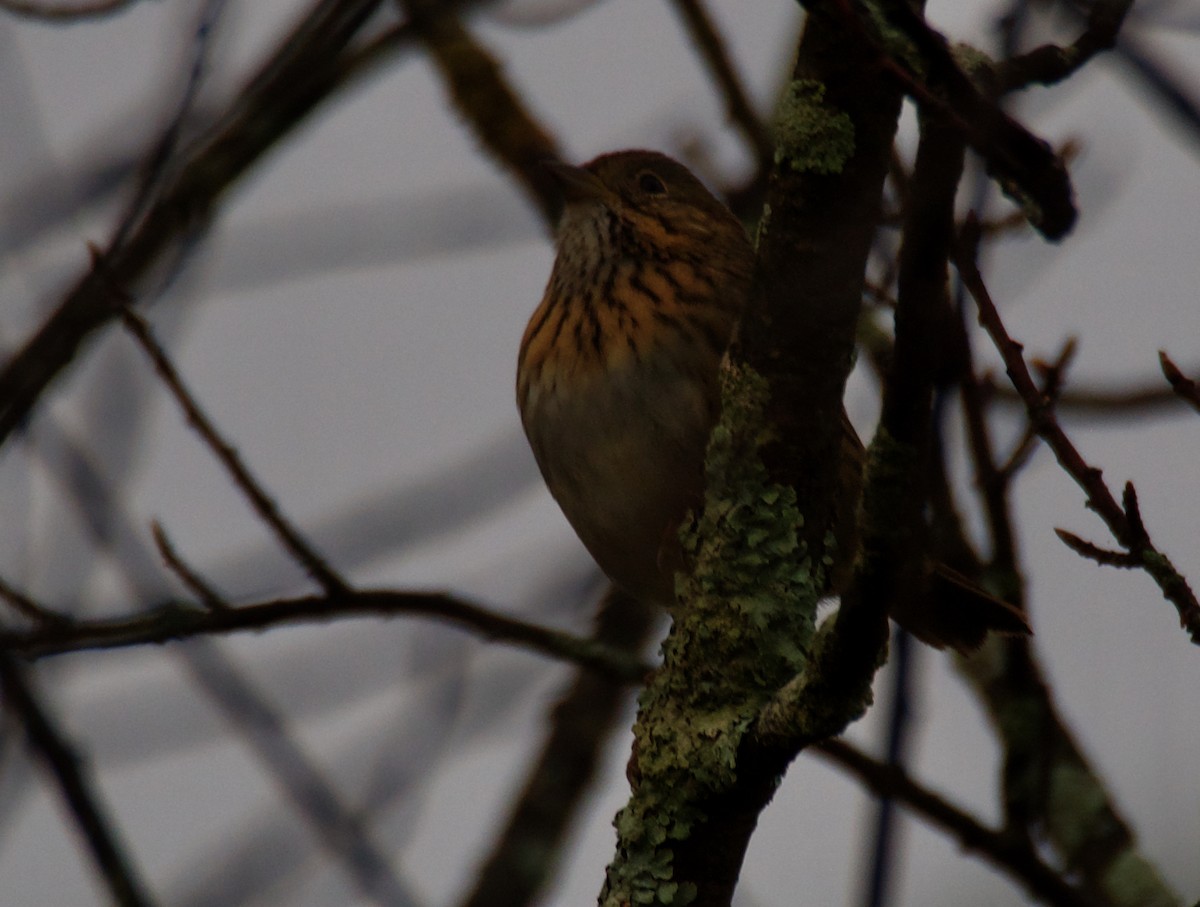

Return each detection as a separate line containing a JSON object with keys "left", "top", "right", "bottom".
{"left": 996, "top": 0, "right": 1132, "bottom": 92}
{"left": 955, "top": 216, "right": 1200, "bottom": 643}
{"left": 814, "top": 739, "right": 1093, "bottom": 907}
{"left": 1160, "top": 351, "right": 1200, "bottom": 414}
{"left": 459, "top": 587, "right": 655, "bottom": 907}
{"left": 150, "top": 521, "right": 229, "bottom": 610}
{"left": 0, "top": 0, "right": 396, "bottom": 450}
{"left": 119, "top": 306, "right": 349, "bottom": 596}
{"left": 0, "top": 589, "right": 650, "bottom": 682}
{"left": 998, "top": 337, "right": 1077, "bottom": 480}
{"left": 667, "top": 0, "right": 774, "bottom": 171}
{"left": 399, "top": 0, "right": 564, "bottom": 224}
{"left": 838, "top": 0, "right": 1081, "bottom": 239}
{"left": 0, "top": 574, "right": 73, "bottom": 626}
{"left": 1054, "top": 529, "right": 1141, "bottom": 568}
{"left": 0, "top": 653, "right": 156, "bottom": 907}
{"left": 0, "top": 0, "right": 139, "bottom": 20}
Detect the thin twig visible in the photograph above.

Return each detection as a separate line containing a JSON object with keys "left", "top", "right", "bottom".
{"left": 118, "top": 306, "right": 349, "bottom": 596}
{"left": 0, "top": 0, "right": 392, "bottom": 449}
{"left": 150, "top": 521, "right": 229, "bottom": 610}
{"left": 110, "top": 0, "right": 229, "bottom": 251}
{"left": 989, "top": 377, "right": 1188, "bottom": 416}
{"left": 0, "top": 0, "right": 138, "bottom": 19}
{"left": 995, "top": 0, "right": 1133, "bottom": 91}
{"left": 458, "top": 587, "right": 655, "bottom": 907}
{"left": 814, "top": 739, "right": 1092, "bottom": 907}
{"left": 955, "top": 216, "right": 1200, "bottom": 642}
{"left": 0, "top": 574, "right": 73, "bottom": 626}
{"left": 399, "top": 0, "right": 563, "bottom": 224}
{"left": 0, "top": 589, "right": 651, "bottom": 682}
{"left": 998, "top": 337, "right": 1077, "bottom": 480}
{"left": 1054, "top": 529, "right": 1140, "bottom": 568}
{"left": 1160, "top": 350, "right": 1200, "bottom": 413}
{"left": 0, "top": 652, "right": 157, "bottom": 907}
{"left": 666, "top": 0, "right": 774, "bottom": 170}
{"left": 834, "top": 0, "right": 1079, "bottom": 239}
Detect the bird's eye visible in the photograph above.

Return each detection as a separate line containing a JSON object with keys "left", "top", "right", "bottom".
{"left": 637, "top": 171, "right": 667, "bottom": 195}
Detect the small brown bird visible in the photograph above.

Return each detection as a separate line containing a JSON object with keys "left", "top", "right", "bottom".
{"left": 517, "top": 149, "right": 1027, "bottom": 648}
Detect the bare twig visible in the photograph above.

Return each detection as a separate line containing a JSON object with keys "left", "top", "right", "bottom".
{"left": 0, "top": 0, "right": 392, "bottom": 449}
{"left": 459, "top": 587, "right": 656, "bottom": 907}
{"left": 0, "top": 589, "right": 650, "bottom": 682}
{"left": 1160, "top": 350, "right": 1200, "bottom": 413}
{"left": 0, "top": 0, "right": 139, "bottom": 19}
{"left": 835, "top": 0, "right": 1079, "bottom": 239}
{"left": 118, "top": 306, "right": 349, "bottom": 596}
{"left": 989, "top": 377, "right": 1189, "bottom": 417}
{"left": 996, "top": 0, "right": 1133, "bottom": 91}
{"left": 0, "top": 652, "right": 156, "bottom": 907}
{"left": 955, "top": 216, "right": 1200, "bottom": 643}
{"left": 814, "top": 739, "right": 1092, "bottom": 907}
{"left": 110, "top": 0, "right": 229, "bottom": 252}
{"left": 150, "top": 521, "right": 229, "bottom": 610}
{"left": 666, "top": 0, "right": 774, "bottom": 170}
{"left": 1054, "top": 529, "right": 1140, "bottom": 568}
{"left": 998, "top": 337, "right": 1077, "bottom": 480}
{"left": 0, "top": 574, "right": 72, "bottom": 626}
{"left": 399, "top": 0, "right": 563, "bottom": 224}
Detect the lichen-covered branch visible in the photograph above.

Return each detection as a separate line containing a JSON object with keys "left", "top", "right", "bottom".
{"left": 598, "top": 2, "right": 909, "bottom": 901}
{"left": 960, "top": 640, "right": 1180, "bottom": 907}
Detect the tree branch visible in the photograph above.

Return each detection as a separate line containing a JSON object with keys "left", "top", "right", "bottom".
{"left": 119, "top": 306, "right": 349, "bottom": 596}
{"left": 1159, "top": 350, "right": 1200, "bottom": 414}
{"left": 667, "top": 0, "right": 774, "bottom": 171}
{"left": 0, "top": 653, "right": 157, "bottom": 907}
{"left": 398, "top": 0, "right": 564, "bottom": 224}
{"left": 955, "top": 217, "right": 1200, "bottom": 643}
{"left": 0, "top": 0, "right": 399, "bottom": 449}
{"left": 599, "top": 1, "right": 908, "bottom": 901}
{"left": 0, "top": 589, "right": 650, "bottom": 682}
{"left": 813, "top": 739, "right": 1093, "bottom": 907}
{"left": 459, "top": 587, "right": 656, "bottom": 907}
{"left": 0, "top": 0, "right": 139, "bottom": 20}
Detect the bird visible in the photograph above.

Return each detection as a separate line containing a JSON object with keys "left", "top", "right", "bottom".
{"left": 516, "top": 149, "right": 1027, "bottom": 650}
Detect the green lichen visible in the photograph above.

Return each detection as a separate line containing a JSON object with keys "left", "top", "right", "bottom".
{"left": 1099, "top": 850, "right": 1179, "bottom": 907}
{"left": 1046, "top": 761, "right": 1113, "bottom": 859}
{"left": 600, "top": 361, "right": 823, "bottom": 905}
{"left": 950, "top": 41, "right": 996, "bottom": 82}
{"left": 859, "top": 3, "right": 924, "bottom": 76}
{"left": 773, "top": 80, "right": 855, "bottom": 175}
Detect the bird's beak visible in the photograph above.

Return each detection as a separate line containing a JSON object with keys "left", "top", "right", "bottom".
{"left": 543, "top": 161, "right": 608, "bottom": 205}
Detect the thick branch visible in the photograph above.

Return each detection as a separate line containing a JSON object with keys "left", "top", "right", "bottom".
{"left": 599, "top": 2, "right": 908, "bottom": 903}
